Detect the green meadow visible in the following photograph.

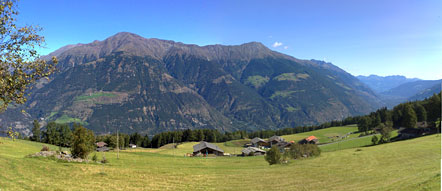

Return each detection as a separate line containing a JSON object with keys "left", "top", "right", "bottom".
{"left": 0, "top": 134, "right": 440, "bottom": 190}
{"left": 281, "top": 124, "right": 359, "bottom": 143}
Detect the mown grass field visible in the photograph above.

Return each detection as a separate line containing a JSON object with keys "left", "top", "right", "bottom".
{"left": 320, "top": 130, "right": 399, "bottom": 152}
{"left": 0, "top": 134, "right": 440, "bottom": 191}
{"left": 281, "top": 124, "right": 359, "bottom": 143}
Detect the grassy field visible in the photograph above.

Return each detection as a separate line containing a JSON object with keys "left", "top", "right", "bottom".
{"left": 281, "top": 125, "right": 359, "bottom": 143}
{"left": 320, "top": 130, "right": 399, "bottom": 152}
{"left": 74, "top": 92, "right": 117, "bottom": 102}
{"left": 0, "top": 134, "right": 440, "bottom": 190}
{"left": 55, "top": 114, "right": 89, "bottom": 126}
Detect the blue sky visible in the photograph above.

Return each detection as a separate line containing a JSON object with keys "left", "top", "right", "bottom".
{"left": 16, "top": 0, "right": 442, "bottom": 80}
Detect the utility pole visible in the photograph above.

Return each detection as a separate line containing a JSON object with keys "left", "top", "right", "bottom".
{"left": 117, "top": 128, "right": 119, "bottom": 159}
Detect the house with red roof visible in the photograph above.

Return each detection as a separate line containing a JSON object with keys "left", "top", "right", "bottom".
{"left": 299, "top": 136, "right": 319, "bottom": 144}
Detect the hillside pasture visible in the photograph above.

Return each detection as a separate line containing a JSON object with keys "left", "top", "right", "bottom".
{"left": 0, "top": 134, "right": 439, "bottom": 190}
{"left": 281, "top": 124, "right": 359, "bottom": 143}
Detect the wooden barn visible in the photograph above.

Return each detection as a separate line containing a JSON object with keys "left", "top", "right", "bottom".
{"left": 250, "top": 137, "right": 268, "bottom": 147}
{"left": 242, "top": 147, "right": 266, "bottom": 156}
{"left": 193, "top": 141, "right": 224, "bottom": 156}
{"left": 268, "top": 135, "right": 285, "bottom": 146}
{"left": 96, "top": 141, "right": 109, "bottom": 152}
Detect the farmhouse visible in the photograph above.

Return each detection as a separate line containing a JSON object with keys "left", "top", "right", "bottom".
{"left": 268, "top": 135, "right": 285, "bottom": 146}
{"left": 96, "top": 141, "right": 109, "bottom": 152}
{"left": 193, "top": 141, "right": 224, "bottom": 156}
{"left": 96, "top": 141, "right": 107, "bottom": 147}
{"left": 276, "top": 141, "right": 294, "bottom": 148}
{"left": 299, "top": 136, "right": 319, "bottom": 144}
{"left": 398, "top": 127, "right": 434, "bottom": 139}
{"left": 250, "top": 137, "right": 268, "bottom": 147}
{"left": 242, "top": 147, "right": 266, "bottom": 156}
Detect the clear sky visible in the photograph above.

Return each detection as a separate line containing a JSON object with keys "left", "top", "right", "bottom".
{"left": 16, "top": 0, "right": 442, "bottom": 80}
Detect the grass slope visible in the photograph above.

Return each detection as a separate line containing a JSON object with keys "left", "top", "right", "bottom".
{"left": 320, "top": 130, "right": 399, "bottom": 152}
{"left": 281, "top": 124, "right": 359, "bottom": 143}
{"left": 0, "top": 135, "right": 440, "bottom": 190}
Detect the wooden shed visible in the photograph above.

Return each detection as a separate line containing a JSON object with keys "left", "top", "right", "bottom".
{"left": 193, "top": 141, "right": 224, "bottom": 156}
{"left": 250, "top": 137, "right": 268, "bottom": 147}
{"left": 268, "top": 136, "right": 285, "bottom": 146}
{"left": 242, "top": 147, "right": 266, "bottom": 156}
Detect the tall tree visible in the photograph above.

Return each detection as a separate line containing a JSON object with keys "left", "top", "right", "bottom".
{"left": 71, "top": 123, "right": 95, "bottom": 159}
{"left": 402, "top": 104, "right": 417, "bottom": 128}
{"left": 141, "top": 134, "right": 150, "bottom": 148}
{"left": 357, "top": 116, "right": 371, "bottom": 133}
{"left": 31, "top": 119, "right": 41, "bottom": 142}
{"left": 58, "top": 124, "right": 72, "bottom": 147}
{"left": 425, "top": 93, "right": 441, "bottom": 123}
{"left": 414, "top": 103, "right": 427, "bottom": 122}
{"left": 43, "top": 121, "right": 59, "bottom": 145}
{"left": 0, "top": 0, "right": 57, "bottom": 111}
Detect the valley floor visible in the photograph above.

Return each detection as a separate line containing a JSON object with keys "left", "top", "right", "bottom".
{"left": 0, "top": 134, "right": 440, "bottom": 191}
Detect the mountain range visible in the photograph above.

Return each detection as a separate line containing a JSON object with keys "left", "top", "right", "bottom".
{"left": 357, "top": 75, "right": 441, "bottom": 107}
{"left": 0, "top": 32, "right": 414, "bottom": 136}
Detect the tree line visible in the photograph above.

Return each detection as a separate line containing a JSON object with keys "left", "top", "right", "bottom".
{"left": 358, "top": 93, "right": 440, "bottom": 132}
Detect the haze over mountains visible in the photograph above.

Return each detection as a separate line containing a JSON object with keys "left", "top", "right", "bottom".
{"left": 1, "top": 32, "right": 439, "bottom": 136}
{"left": 357, "top": 75, "right": 441, "bottom": 107}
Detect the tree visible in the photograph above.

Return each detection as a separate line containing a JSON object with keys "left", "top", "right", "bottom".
{"left": 130, "top": 132, "right": 142, "bottom": 146}
{"left": 371, "top": 135, "right": 379, "bottom": 145}
{"left": 414, "top": 103, "right": 427, "bottom": 122}
{"left": 402, "top": 104, "right": 417, "bottom": 128}
{"left": 71, "top": 124, "right": 95, "bottom": 159}
{"left": 58, "top": 124, "right": 72, "bottom": 147}
{"left": 264, "top": 146, "right": 281, "bottom": 165}
{"left": 196, "top": 130, "right": 204, "bottom": 141}
{"left": 31, "top": 119, "right": 41, "bottom": 142}
{"left": 357, "top": 116, "right": 371, "bottom": 133}
{"left": 43, "top": 121, "right": 59, "bottom": 145}
{"left": 425, "top": 93, "right": 441, "bottom": 123}
{"left": 141, "top": 134, "right": 150, "bottom": 148}
{"left": 0, "top": 0, "right": 57, "bottom": 112}
{"left": 379, "top": 125, "right": 393, "bottom": 143}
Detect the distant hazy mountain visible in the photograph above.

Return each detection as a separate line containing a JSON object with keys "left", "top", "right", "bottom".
{"left": 356, "top": 75, "right": 420, "bottom": 93}
{"left": 1, "top": 32, "right": 382, "bottom": 136}
{"left": 378, "top": 80, "right": 441, "bottom": 107}
{"left": 408, "top": 83, "right": 441, "bottom": 101}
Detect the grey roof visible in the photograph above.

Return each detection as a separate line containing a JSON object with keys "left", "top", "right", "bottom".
{"left": 193, "top": 141, "right": 224, "bottom": 153}
{"left": 242, "top": 147, "right": 266, "bottom": 155}
{"left": 251, "top": 137, "right": 266, "bottom": 144}
{"left": 96, "top": 146, "right": 109, "bottom": 152}
{"left": 268, "top": 135, "right": 284, "bottom": 142}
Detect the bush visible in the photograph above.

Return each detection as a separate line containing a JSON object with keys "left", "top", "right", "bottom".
{"left": 264, "top": 146, "right": 281, "bottom": 165}
{"left": 101, "top": 156, "right": 108, "bottom": 164}
{"left": 41, "top": 145, "right": 50, "bottom": 151}
{"left": 71, "top": 124, "right": 96, "bottom": 159}
{"left": 288, "top": 143, "right": 320, "bottom": 159}
{"left": 371, "top": 135, "right": 379, "bottom": 145}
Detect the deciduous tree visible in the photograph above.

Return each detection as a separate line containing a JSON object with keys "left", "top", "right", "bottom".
{"left": 0, "top": 0, "right": 57, "bottom": 112}
{"left": 71, "top": 123, "right": 95, "bottom": 159}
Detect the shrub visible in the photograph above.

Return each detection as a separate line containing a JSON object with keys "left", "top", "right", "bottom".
{"left": 265, "top": 146, "right": 281, "bottom": 165}
{"left": 41, "top": 145, "right": 50, "bottom": 151}
{"left": 92, "top": 154, "right": 97, "bottom": 162}
{"left": 371, "top": 135, "right": 379, "bottom": 145}
{"left": 101, "top": 156, "right": 108, "bottom": 164}
{"left": 288, "top": 143, "right": 320, "bottom": 159}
